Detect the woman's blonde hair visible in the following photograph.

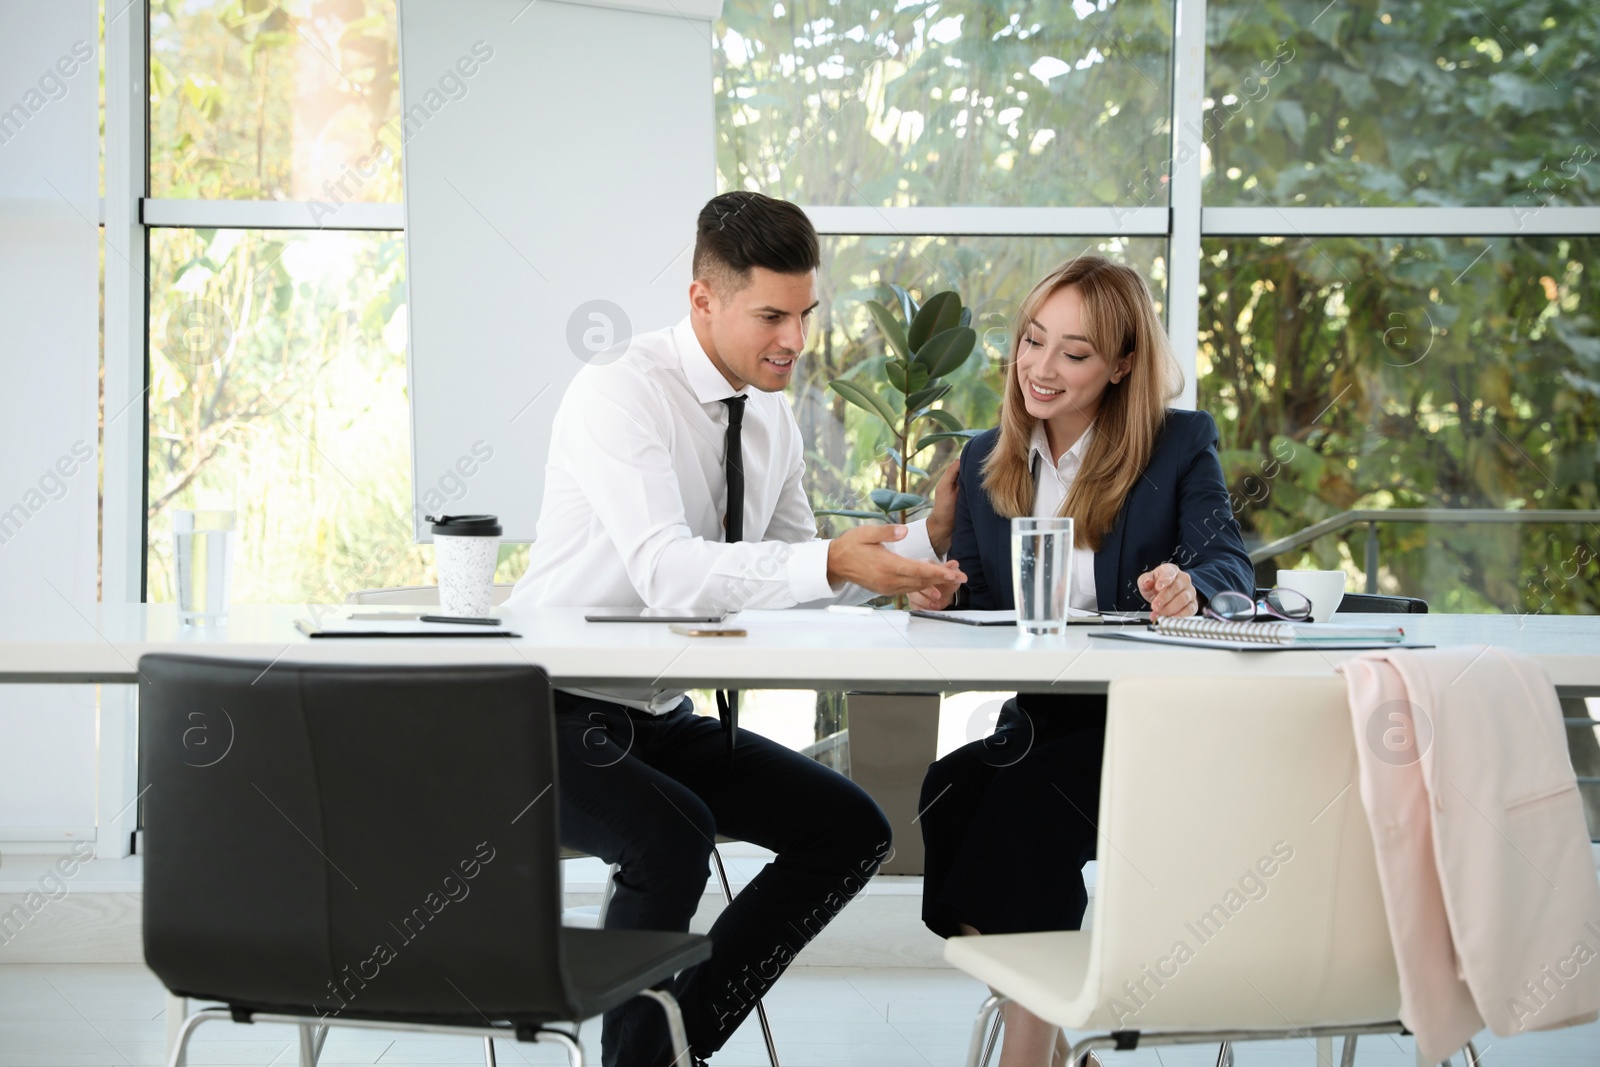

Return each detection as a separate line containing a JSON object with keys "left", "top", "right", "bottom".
{"left": 980, "top": 255, "right": 1182, "bottom": 550}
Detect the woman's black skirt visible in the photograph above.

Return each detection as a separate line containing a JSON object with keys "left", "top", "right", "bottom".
{"left": 919, "top": 692, "right": 1107, "bottom": 939}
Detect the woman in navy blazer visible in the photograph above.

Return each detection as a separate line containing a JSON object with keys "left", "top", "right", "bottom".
{"left": 911, "top": 256, "right": 1253, "bottom": 1067}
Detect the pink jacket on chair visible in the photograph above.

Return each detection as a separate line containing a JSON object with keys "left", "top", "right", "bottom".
{"left": 1338, "top": 645, "right": 1600, "bottom": 1064}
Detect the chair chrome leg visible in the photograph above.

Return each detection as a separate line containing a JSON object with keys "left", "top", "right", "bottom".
{"left": 298, "top": 1022, "right": 322, "bottom": 1067}
{"left": 1214, "top": 1040, "right": 1234, "bottom": 1067}
{"left": 164, "top": 994, "right": 189, "bottom": 1067}
{"left": 1464, "top": 1039, "right": 1483, "bottom": 1066}
{"left": 1340, "top": 1034, "right": 1358, "bottom": 1067}
{"left": 533, "top": 1026, "right": 585, "bottom": 1067}
{"left": 965, "top": 995, "right": 1007, "bottom": 1067}
{"left": 976, "top": 1010, "right": 1002, "bottom": 1067}
{"left": 482, "top": 1036, "right": 497, "bottom": 1067}
{"left": 598, "top": 862, "right": 619, "bottom": 927}
{"left": 165, "top": 1008, "right": 229, "bottom": 1067}
{"left": 710, "top": 847, "right": 781, "bottom": 1067}
{"left": 751, "top": 1000, "right": 781, "bottom": 1067}
{"left": 711, "top": 846, "right": 735, "bottom": 906}
{"left": 639, "top": 988, "right": 692, "bottom": 1067}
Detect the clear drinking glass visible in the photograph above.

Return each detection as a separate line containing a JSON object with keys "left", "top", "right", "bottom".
{"left": 1011, "top": 516, "right": 1074, "bottom": 635}
{"left": 173, "top": 509, "right": 236, "bottom": 625}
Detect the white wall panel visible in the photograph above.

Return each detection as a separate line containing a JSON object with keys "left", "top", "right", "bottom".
{"left": 0, "top": 1, "right": 102, "bottom": 849}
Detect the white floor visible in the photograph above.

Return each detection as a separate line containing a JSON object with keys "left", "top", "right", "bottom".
{"left": 2, "top": 963, "right": 1598, "bottom": 1067}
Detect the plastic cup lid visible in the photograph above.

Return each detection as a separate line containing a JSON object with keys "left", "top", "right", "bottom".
{"left": 426, "top": 514, "right": 502, "bottom": 537}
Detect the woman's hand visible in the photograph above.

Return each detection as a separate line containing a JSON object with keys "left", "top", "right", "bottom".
{"left": 1136, "top": 562, "right": 1198, "bottom": 619}
{"left": 908, "top": 580, "right": 957, "bottom": 612}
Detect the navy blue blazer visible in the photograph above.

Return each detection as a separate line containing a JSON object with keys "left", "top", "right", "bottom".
{"left": 949, "top": 410, "right": 1255, "bottom": 612}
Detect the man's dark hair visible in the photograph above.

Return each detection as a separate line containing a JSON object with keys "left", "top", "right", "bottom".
{"left": 692, "top": 191, "right": 819, "bottom": 294}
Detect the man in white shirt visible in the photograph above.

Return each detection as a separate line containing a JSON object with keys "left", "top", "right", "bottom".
{"left": 504, "top": 191, "right": 963, "bottom": 1066}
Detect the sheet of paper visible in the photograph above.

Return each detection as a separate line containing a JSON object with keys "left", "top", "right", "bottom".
{"left": 909, "top": 608, "right": 1143, "bottom": 626}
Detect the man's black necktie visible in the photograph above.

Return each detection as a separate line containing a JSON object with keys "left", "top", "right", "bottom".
{"left": 717, "top": 395, "right": 747, "bottom": 758}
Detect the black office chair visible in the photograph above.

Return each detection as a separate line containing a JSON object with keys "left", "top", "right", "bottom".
{"left": 139, "top": 654, "right": 710, "bottom": 1067}
{"left": 1336, "top": 593, "right": 1429, "bottom": 613}
{"left": 1254, "top": 588, "right": 1429, "bottom": 615}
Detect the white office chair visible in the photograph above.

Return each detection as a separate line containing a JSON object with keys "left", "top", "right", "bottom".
{"left": 946, "top": 674, "right": 1481, "bottom": 1067}
{"left": 342, "top": 586, "right": 784, "bottom": 1067}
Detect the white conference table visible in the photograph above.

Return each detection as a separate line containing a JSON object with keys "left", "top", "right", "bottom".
{"left": 15, "top": 602, "right": 1599, "bottom": 1059}
{"left": 6, "top": 602, "right": 1600, "bottom": 695}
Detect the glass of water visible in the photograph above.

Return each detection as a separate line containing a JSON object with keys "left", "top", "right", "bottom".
{"left": 173, "top": 509, "right": 235, "bottom": 625}
{"left": 1011, "top": 516, "right": 1074, "bottom": 635}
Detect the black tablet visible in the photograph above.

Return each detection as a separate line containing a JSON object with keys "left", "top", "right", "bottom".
{"left": 584, "top": 608, "right": 730, "bottom": 623}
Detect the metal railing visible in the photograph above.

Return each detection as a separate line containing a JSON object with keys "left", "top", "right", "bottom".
{"left": 1247, "top": 508, "right": 1600, "bottom": 594}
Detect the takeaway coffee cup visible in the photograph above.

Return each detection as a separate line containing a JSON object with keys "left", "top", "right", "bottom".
{"left": 428, "top": 514, "right": 502, "bottom": 618}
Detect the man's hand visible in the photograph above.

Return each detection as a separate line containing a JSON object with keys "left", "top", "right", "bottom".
{"left": 1136, "top": 562, "right": 1198, "bottom": 619}
{"left": 828, "top": 524, "right": 967, "bottom": 597}
{"left": 925, "top": 461, "right": 960, "bottom": 559}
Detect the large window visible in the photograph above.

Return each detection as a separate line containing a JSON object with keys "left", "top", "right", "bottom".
{"left": 139, "top": 1, "right": 525, "bottom": 608}
{"left": 1199, "top": 235, "right": 1600, "bottom": 612}
{"left": 127, "top": 0, "right": 1600, "bottom": 612}
{"left": 712, "top": 0, "right": 1600, "bottom": 617}
{"left": 1198, "top": 0, "right": 1600, "bottom": 615}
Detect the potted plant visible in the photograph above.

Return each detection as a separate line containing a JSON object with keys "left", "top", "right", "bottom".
{"left": 816, "top": 286, "right": 982, "bottom": 524}
{"left": 814, "top": 285, "right": 983, "bottom": 876}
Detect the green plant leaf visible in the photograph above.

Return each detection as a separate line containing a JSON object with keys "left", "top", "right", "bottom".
{"left": 916, "top": 407, "right": 965, "bottom": 432}
{"left": 885, "top": 447, "right": 930, "bottom": 478}
{"left": 870, "top": 488, "right": 926, "bottom": 513}
{"left": 884, "top": 358, "right": 908, "bottom": 394}
{"left": 905, "top": 383, "right": 952, "bottom": 411}
{"left": 911, "top": 429, "right": 985, "bottom": 453}
{"left": 889, "top": 283, "right": 917, "bottom": 328}
{"left": 866, "top": 300, "right": 910, "bottom": 362}
{"left": 915, "top": 326, "right": 978, "bottom": 378}
{"left": 884, "top": 359, "right": 929, "bottom": 396}
{"left": 909, "top": 292, "right": 963, "bottom": 353}
{"left": 829, "top": 379, "right": 897, "bottom": 427}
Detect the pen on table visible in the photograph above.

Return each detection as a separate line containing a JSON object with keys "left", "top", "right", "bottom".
{"left": 827, "top": 604, "right": 877, "bottom": 616}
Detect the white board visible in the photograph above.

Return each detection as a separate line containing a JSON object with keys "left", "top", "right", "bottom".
{"left": 398, "top": 0, "right": 720, "bottom": 541}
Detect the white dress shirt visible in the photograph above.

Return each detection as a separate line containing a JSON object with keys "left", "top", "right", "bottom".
{"left": 505, "top": 315, "right": 934, "bottom": 711}
{"left": 1028, "top": 422, "right": 1098, "bottom": 612}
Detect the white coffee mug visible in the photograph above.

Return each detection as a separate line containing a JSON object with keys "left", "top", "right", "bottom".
{"left": 1275, "top": 569, "right": 1347, "bottom": 623}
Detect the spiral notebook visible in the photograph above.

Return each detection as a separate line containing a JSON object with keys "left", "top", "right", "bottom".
{"left": 1089, "top": 616, "right": 1427, "bottom": 652}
